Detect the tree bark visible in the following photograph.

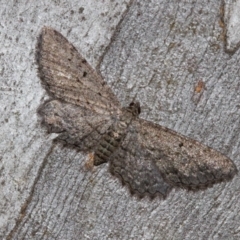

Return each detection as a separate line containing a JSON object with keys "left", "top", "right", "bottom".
{"left": 1, "top": 0, "right": 239, "bottom": 239}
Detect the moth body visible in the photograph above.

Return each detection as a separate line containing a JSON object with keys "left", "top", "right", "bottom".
{"left": 94, "top": 102, "right": 140, "bottom": 165}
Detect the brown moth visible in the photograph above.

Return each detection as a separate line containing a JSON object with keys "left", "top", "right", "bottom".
{"left": 36, "top": 27, "right": 237, "bottom": 198}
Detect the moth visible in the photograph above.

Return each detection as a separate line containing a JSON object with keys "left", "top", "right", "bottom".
{"left": 36, "top": 27, "right": 237, "bottom": 198}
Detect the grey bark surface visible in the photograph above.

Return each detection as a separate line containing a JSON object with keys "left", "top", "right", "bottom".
{"left": 225, "top": 0, "right": 240, "bottom": 51}
{"left": 0, "top": 0, "right": 239, "bottom": 240}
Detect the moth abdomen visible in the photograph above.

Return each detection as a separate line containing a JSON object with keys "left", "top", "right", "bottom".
{"left": 94, "top": 129, "right": 125, "bottom": 166}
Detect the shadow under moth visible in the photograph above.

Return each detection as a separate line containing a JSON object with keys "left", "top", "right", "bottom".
{"left": 36, "top": 26, "right": 237, "bottom": 198}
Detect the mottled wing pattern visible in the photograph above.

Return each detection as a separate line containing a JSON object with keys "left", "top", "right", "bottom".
{"left": 36, "top": 27, "right": 237, "bottom": 199}
{"left": 130, "top": 119, "right": 237, "bottom": 191}
{"left": 109, "top": 125, "right": 172, "bottom": 198}
{"left": 39, "top": 100, "right": 115, "bottom": 152}
{"left": 36, "top": 27, "right": 120, "bottom": 114}
{"left": 110, "top": 117, "right": 237, "bottom": 197}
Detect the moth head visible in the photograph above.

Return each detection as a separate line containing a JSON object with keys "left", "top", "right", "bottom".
{"left": 128, "top": 101, "right": 141, "bottom": 117}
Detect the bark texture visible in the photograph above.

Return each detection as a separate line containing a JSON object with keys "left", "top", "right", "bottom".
{"left": 1, "top": 0, "right": 239, "bottom": 239}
